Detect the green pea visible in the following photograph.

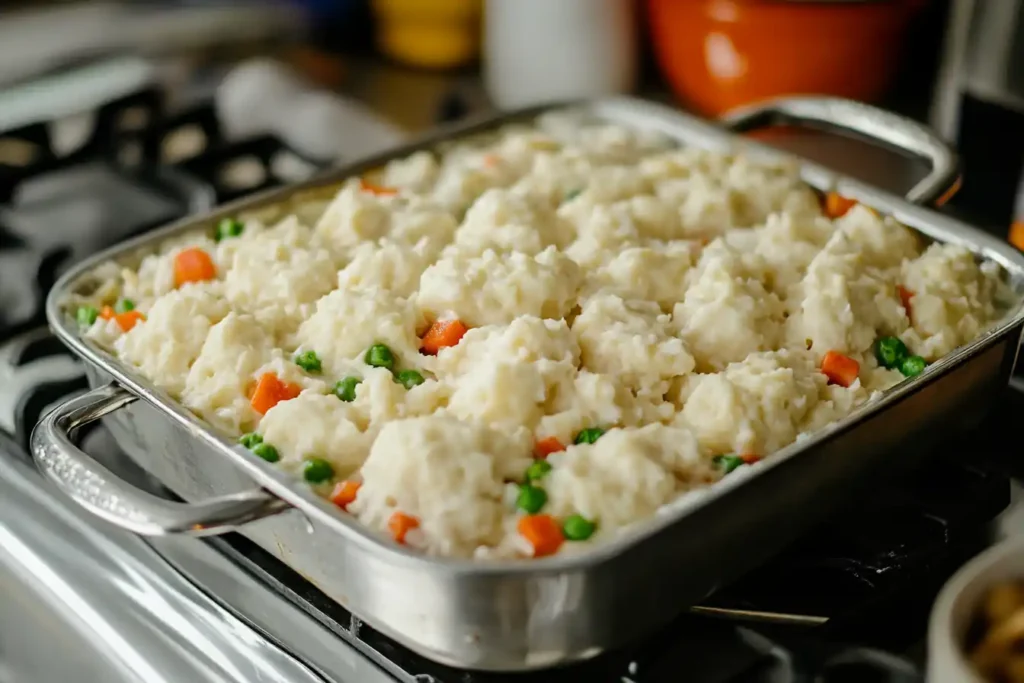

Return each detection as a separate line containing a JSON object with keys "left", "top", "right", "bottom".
{"left": 214, "top": 217, "right": 245, "bottom": 242}
{"left": 874, "top": 336, "right": 909, "bottom": 370}
{"left": 365, "top": 343, "right": 395, "bottom": 370}
{"left": 516, "top": 484, "right": 548, "bottom": 514}
{"left": 525, "top": 460, "right": 552, "bottom": 482}
{"left": 563, "top": 188, "right": 582, "bottom": 203}
{"left": 238, "top": 432, "right": 263, "bottom": 449}
{"left": 562, "top": 514, "right": 596, "bottom": 541}
{"left": 334, "top": 376, "right": 361, "bottom": 402}
{"left": 114, "top": 298, "right": 135, "bottom": 314}
{"left": 294, "top": 350, "right": 322, "bottom": 374}
{"left": 900, "top": 355, "right": 927, "bottom": 378}
{"left": 252, "top": 442, "right": 279, "bottom": 463}
{"left": 713, "top": 454, "right": 745, "bottom": 475}
{"left": 574, "top": 427, "right": 605, "bottom": 445}
{"left": 303, "top": 457, "right": 334, "bottom": 483}
{"left": 76, "top": 306, "right": 99, "bottom": 327}
{"left": 395, "top": 369, "right": 425, "bottom": 389}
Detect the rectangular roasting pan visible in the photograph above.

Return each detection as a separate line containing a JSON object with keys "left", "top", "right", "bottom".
{"left": 30, "top": 96, "right": 1024, "bottom": 672}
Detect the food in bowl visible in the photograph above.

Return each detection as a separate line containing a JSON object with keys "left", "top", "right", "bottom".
{"left": 967, "top": 579, "right": 1024, "bottom": 681}
{"left": 66, "top": 109, "right": 1010, "bottom": 560}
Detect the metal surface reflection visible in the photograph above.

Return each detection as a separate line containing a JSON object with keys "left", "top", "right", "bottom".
{"left": 0, "top": 432, "right": 391, "bottom": 683}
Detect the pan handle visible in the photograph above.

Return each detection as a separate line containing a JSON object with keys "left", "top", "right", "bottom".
{"left": 721, "top": 96, "right": 961, "bottom": 206}
{"left": 30, "top": 383, "right": 291, "bottom": 537}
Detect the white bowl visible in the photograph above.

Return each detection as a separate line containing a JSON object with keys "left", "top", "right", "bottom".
{"left": 928, "top": 536, "right": 1024, "bottom": 683}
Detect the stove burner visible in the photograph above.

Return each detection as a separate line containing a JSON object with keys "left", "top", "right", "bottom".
{"left": 0, "top": 89, "right": 164, "bottom": 201}
{"left": 177, "top": 133, "right": 322, "bottom": 205}
{"left": 0, "top": 86, "right": 327, "bottom": 343}
{"left": 154, "top": 102, "right": 325, "bottom": 204}
{"left": 0, "top": 89, "right": 194, "bottom": 339}
{"left": 0, "top": 327, "right": 85, "bottom": 454}
{"left": 0, "top": 84, "right": 329, "bottom": 448}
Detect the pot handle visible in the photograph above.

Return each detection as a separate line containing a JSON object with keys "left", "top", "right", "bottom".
{"left": 721, "top": 96, "right": 961, "bottom": 206}
{"left": 30, "top": 383, "right": 291, "bottom": 537}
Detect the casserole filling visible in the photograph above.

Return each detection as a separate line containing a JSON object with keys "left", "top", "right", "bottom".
{"left": 68, "top": 110, "right": 1010, "bottom": 560}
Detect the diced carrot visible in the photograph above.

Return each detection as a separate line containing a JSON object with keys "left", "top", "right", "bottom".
{"left": 250, "top": 373, "right": 302, "bottom": 415}
{"left": 173, "top": 248, "right": 217, "bottom": 288}
{"left": 99, "top": 305, "right": 115, "bottom": 321}
{"left": 517, "top": 514, "right": 564, "bottom": 558}
{"left": 534, "top": 437, "right": 566, "bottom": 459}
{"left": 482, "top": 153, "right": 499, "bottom": 168}
{"left": 388, "top": 511, "right": 420, "bottom": 544}
{"left": 824, "top": 192, "right": 857, "bottom": 219}
{"left": 330, "top": 481, "right": 361, "bottom": 511}
{"left": 897, "top": 285, "right": 915, "bottom": 321}
{"left": 821, "top": 351, "right": 860, "bottom": 388}
{"left": 279, "top": 380, "right": 302, "bottom": 401}
{"left": 114, "top": 310, "right": 145, "bottom": 332}
{"left": 419, "top": 319, "right": 469, "bottom": 355}
{"left": 740, "top": 454, "right": 762, "bottom": 465}
{"left": 359, "top": 178, "right": 398, "bottom": 196}
{"left": 1010, "top": 221, "right": 1024, "bottom": 252}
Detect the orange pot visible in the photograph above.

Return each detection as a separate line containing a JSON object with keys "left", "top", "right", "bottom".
{"left": 647, "top": 0, "right": 925, "bottom": 116}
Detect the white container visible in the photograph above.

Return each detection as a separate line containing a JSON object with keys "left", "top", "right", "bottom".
{"left": 483, "top": 0, "right": 637, "bottom": 110}
{"left": 216, "top": 59, "right": 405, "bottom": 164}
{"left": 927, "top": 536, "right": 1024, "bottom": 683}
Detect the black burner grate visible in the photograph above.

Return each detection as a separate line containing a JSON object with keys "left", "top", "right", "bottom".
{"left": 701, "top": 458, "right": 1007, "bottom": 630}
{"left": 0, "top": 85, "right": 329, "bottom": 447}
{"left": 150, "top": 102, "right": 326, "bottom": 205}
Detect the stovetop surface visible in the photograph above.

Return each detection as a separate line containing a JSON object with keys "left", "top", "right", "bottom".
{"left": 4, "top": 342, "right": 1023, "bottom": 683}
{"left": 3, "top": 80, "right": 1024, "bottom": 683}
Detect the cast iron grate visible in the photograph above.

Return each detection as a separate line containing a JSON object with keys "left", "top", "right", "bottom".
{"left": 0, "top": 85, "right": 329, "bottom": 447}
{"left": 0, "top": 87, "right": 198, "bottom": 341}
{"left": 150, "top": 101, "right": 325, "bottom": 205}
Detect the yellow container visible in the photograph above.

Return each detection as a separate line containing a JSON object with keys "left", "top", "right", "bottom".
{"left": 372, "top": 0, "right": 482, "bottom": 70}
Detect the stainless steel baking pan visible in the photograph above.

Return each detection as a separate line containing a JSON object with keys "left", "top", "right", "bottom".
{"left": 30, "top": 96, "right": 1024, "bottom": 672}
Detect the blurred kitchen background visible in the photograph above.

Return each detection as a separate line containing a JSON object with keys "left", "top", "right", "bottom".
{"left": 1, "top": 0, "right": 1023, "bottom": 271}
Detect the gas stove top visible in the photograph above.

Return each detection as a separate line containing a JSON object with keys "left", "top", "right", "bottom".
{"left": 5, "top": 331, "right": 1023, "bottom": 683}
{"left": 2, "top": 83, "right": 1023, "bottom": 683}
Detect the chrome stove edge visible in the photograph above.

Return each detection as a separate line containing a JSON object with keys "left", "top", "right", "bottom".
{"left": 0, "top": 436, "right": 393, "bottom": 683}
